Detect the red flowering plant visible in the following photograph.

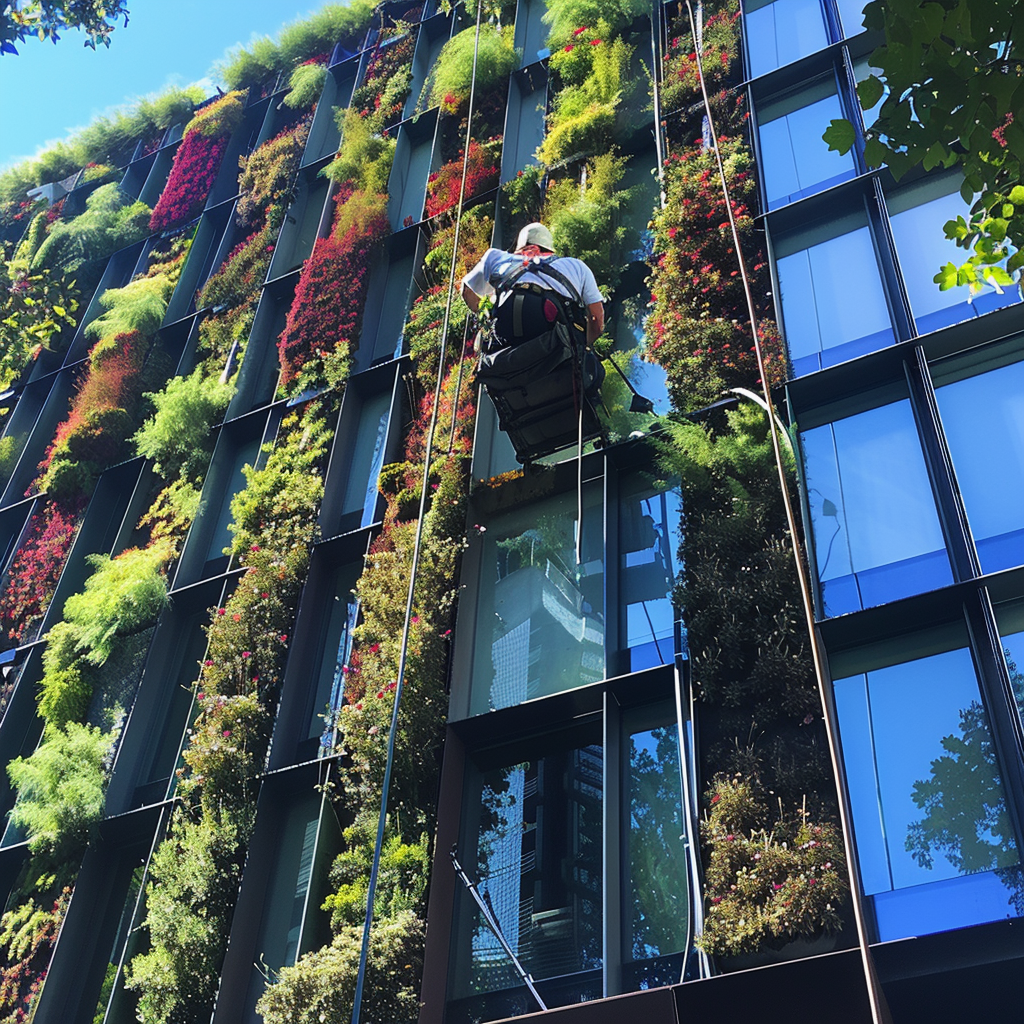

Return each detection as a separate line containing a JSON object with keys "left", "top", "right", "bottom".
{"left": 276, "top": 189, "right": 389, "bottom": 394}
{"left": 661, "top": 2, "right": 740, "bottom": 115}
{"left": 234, "top": 117, "right": 311, "bottom": 230}
{"left": 424, "top": 138, "right": 501, "bottom": 219}
{"left": 0, "top": 887, "right": 71, "bottom": 1023}
{"left": 698, "top": 775, "right": 848, "bottom": 958}
{"left": 0, "top": 500, "right": 84, "bottom": 644}
{"left": 148, "top": 92, "right": 245, "bottom": 233}
{"left": 352, "top": 30, "right": 418, "bottom": 133}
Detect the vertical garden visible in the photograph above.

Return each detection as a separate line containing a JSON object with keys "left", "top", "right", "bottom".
{"left": 0, "top": 0, "right": 851, "bottom": 1021}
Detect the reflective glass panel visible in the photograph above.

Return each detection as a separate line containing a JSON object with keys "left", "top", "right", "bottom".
{"left": 759, "top": 88, "right": 857, "bottom": 209}
{"left": 746, "top": 0, "right": 829, "bottom": 79}
{"left": 835, "top": 0, "right": 867, "bottom": 35}
{"left": 465, "top": 485, "right": 604, "bottom": 716}
{"left": 339, "top": 390, "right": 391, "bottom": 531}
{"left": 935, "top": 358, "right": 1024, "bottom": 574}
{"left": 999, "top": 629, "right": 1024, "bottom": 731}
{"left": 449, "top": 730, "right": 603, "bottom": 1020}
{"left": 834, "top": 649, "right": 1021, "bottom": 940}
{"left": 619, "top": 476, "right": 681, "bottom": 672}
{"left": 889, "top": 183, "right": 1021, "bottom": 334}
{"left": 624, "top": 718, "right": 688, "bottom": 987}
{"left": 777, "top": 225, "right": 895, "bottom": 376}
{"left": 801, "top": 399, "right": 951, "bottom": 615}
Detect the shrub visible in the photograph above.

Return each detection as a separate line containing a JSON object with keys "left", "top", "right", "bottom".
{"left": 421, "top": 25, "right": 518, "bottom": 116}
{"left": 424, "top": 138, "right": 500, "bottom": 219}
{"left": 197, "top": 220, "right": 276, "bottom": 311}
{"left": 661, "top": 3, "right": 739, "bottom": 114}
{"left": 352, "top": 32, "right": 418, "bottom": 132}
{"left": 541, "top": 0, "right": 650, "bottom": 46}
{"left": 134, "top": 367, "right": 233, "bottom": 480}
{"left": 283, "top": 62, "right": 327, "bottom": 109}
{"left": 7, "top": 724, "right": 112, "bottom": 861}
{"left": 183, "top": 92, "right": 246, "bottom": 139}
{"left": 84, "top": 273, "right": 174, "bottom": 344}
{"left": 235, "top": 119, "right": 311, "bottom": 229}
{"left": 698, "top": 775, "right": 848, "bottom": 957}
{"left": 322, "top": 109, "right": 396, "bottom": 195}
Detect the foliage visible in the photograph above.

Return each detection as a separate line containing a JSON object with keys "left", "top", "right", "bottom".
{"left": 182, "top": 91, "right": 245, "bottom": 140}
{"left": 0, "top": 0, "right": 129, "bottom": 54}
{"left": 322, "top": 108, "right": 396, "bottom": 196}
{"left": 698, "top": 775, "right": 848, "bottom": 957}
{"left": 0, "top": 500, "right": 82, "bottom": 644}
{"left": 134, "top": 367, "right": 232, "bottom": 481}
{"left": 217, "top": 1, "right": 375, "bottom": 90}
{"left": 425, "top": 138, "right": 501, "bottom": 219}
{"left": 84, "top": 273, "right": 173, "bottom": 343}
{"left": 7, "top": 724, "right": 112, "bottom": 861}
{"left": 198, "top": 219, "right": 276, "bottom": 311}
{"left": 421, "top": 24, "right": 518, "bottom": 116}
{"left": 0, "top": 888, "right": 69, "bottom": 1022}
{"left": 235, "top": 119, "right": 311, "bottom": 229}
{"left": 541, "top": 0, "right": 650, "bottom": 46}
{"left": 542, "top": 150, "right": 636, "bottom": 291}
{"left": 277, "top": 189, "right": 388, "bottom": 394}
{"left": 256, "top": 911, "right": 425, "bottom": 1024}
{"left": 537, "top": 31, "right": 634, "bottom": 167}
{"left": 660, "top": 3, "right": 739, "bottom": 114}
{"left": 823, "top": 0, "right": 1024, "bottom": 294}
{"left": 284, "top": 61, "right": 327, "bottom": 109}
{"left": 502, "top": 163, "right": 545, "bottom": 221}
{"left": 352, "top": 31, "right": 417, "bottom": 133}
{"left": 30, "top": 183, "right": 152, "bottom": 275}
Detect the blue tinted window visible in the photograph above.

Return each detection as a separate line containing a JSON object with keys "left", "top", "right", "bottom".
{"left": 777, "top": 225, "right": 895, "bottom": 376}
{"left": 835, "top": 0, "right": 867, "bottom": 35}
{"left": 801, "top": 400, "right": 951, "bottom": 615}
{"left": 889, "top": 184, "right": 1021, "bottom": 334}
{"left": 936, "top": 359, "right": 1024, "bottom": 574}
{"left": 746, "top": 0, "right": 828, "bottom": 78}
{"left": 759, "top": 88, "right": 857, "bottom": 209}
{"left": 999, "top": 629, "right": 1024, "bottom": 729}
{"left": 834, "top": 649, "right": 1020, "bottom": 941}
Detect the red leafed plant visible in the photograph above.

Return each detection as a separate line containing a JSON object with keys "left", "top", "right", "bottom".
{"left": 0, "top": 501, "right": 84, "bottom": 644}
{"left": 424, "top": 139, "right": 500, "bottom": 219}
{"left": 276, "top": 190, "right": 389, "bottom": 393}
{"left": 149, "top": 92, "right": 245, "bottom": 232}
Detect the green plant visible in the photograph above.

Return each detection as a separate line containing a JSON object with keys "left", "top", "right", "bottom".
{"left": 322, "top": 109, "right": 396, "bottom": 195}
{"left": 7, "top": 724, "right": 112, "bottom": 862}
{"left": 134, "top": 367, "right": 233, "bottom": 481}
{"left": 1, "top": 0, "right": 129, "bottom": 54}
{"left": 698, "top": 775, "right": 848, "bottom": 957}
{"left": 284, "top": 62, "right": 328, "bottom": 109}
{"left": 84, "top": 274, "right": 174, "bottom": 345}
{"left": 541, "top": 0, "right": 649, "bottom": 46}
{"left": 235, "top": 118, "right": 311, "bottom": 228}
{"left": 420, "top": 24, "right": 518, "bottom": 116}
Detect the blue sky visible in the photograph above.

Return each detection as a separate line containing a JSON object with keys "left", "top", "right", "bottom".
{"left": 0, "top": 0, "right": 332, "bottom": 172}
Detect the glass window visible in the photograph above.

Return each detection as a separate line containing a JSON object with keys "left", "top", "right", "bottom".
{"left": 759, "top": 83, "right": 857, "bottom": 210}
{"left": 448, "top": 726, "right": 604, "bottom": 1021}
{"left": 889, "top": 179, "right": 1021, "bottom": 335}
{"left": 835, "top": 0, "right": 867, "bottom": 36}
{"left": 853, "top": 58, "right": 886, "bottom": 128}
{"left": 338, "top": 390, "right": 391, "bottom": 532}
{"left": 935, "top": 357, "right": 1024, "bottom": 574}
{"left": 463, "top": 485, "right": 605, "bottom": 717}
{"left": 998, "top": 625, "right": 1024, "bottom": 731}
{"left": 745, "top": 0, "right": 829, "bottom": 79}
{"left": 776, "top": 220, "right": 895, "bottom": 376}
{"left": 801, "top": 399, "right": 952, "bottom": 615}
{"left": 834, "top": 648, "right": 1021, "bottom": 941}
{"left": 619, "top": 476, "right": 681, "bottom": 672}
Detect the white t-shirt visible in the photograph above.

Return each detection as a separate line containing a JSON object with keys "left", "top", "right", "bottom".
{"left": 462, "top": 248, "right": 603, "bottom": 306}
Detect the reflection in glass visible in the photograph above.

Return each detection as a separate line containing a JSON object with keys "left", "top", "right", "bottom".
{"left": 835, "top": 0, "right": 867, "bottom": 35}
{"left": 853, "top": 58, "right": 886, "bottom": 127}
{"left": 935, "top": 359, "right": 1024, "bottom": 574}
{"left": 339, "top": 391, "right": 391, "bottom": 532}
{"left": 834, "top": 649, "right": 1022, "bottom": 940}
{"left": 466, "top": 486, "right": 604, "bottom": 716}
{"left": 625, "top": 723, "right": 687, "bottom": 983}
{"left": 777, "top": 226, "right": 895, "bottom": 376}
{"left": 450, "top": 734, "right": 603, "bottom": 1018}
{"left": 745, "top": 0, "right": 828, "bottom": 79}
{"left": 309, "top": 565, "right": 360, "bottom": 753}
{"left": 759, "top": 90, "right": 856, "bottom": 210}
{"left": 999, "top": 630, "right": 1024, "bottom": 730}
{"left": 619, "top": 478, "right": 681, "bottom": 672}
{"left": 890, "top": 185, "right": 1021, "bottom": 334}
{"left": 801, "top": 400, "right": 951, "bottom": 615}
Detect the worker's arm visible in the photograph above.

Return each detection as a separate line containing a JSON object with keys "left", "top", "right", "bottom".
{"left": 461, "top": 280, "right": 481, "bottom": 314}
{"left": 586, "top": 301, "right": 604, "bottom": 345}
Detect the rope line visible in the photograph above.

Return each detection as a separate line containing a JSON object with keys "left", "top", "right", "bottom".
{"left": 349, "top": 0, "right": 486, "bottom": 1019}
{"left": 681, "top": 3, "right": 890, "bottom": 1021}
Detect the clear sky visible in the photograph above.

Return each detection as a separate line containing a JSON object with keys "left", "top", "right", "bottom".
{"left": 0, "top": 0, "right": 334, "bottom": 172}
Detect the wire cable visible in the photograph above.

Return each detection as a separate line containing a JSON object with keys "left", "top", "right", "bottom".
{"left": 681, "top": 3, "right": 891, "bottom": 1021}
{"left": 349, "top": 1, "right": 486, "bottom": 1020}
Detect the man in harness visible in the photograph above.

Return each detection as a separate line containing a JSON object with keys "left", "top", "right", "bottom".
{"left": 461, "top": 222, "right": 607, "bottom": 463}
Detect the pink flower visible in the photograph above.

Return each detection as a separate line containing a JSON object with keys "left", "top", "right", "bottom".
{"left": 217, "top": 608, "right": 226, "bottom": 616}
{"left": 564, "top": 43, "right": 574, "bottom": 52}
{"left": 590, "top": 38, "right": 601, "bottom": 45}
{"left": 241, "top": 651, "right": 251, "bottom": 659}
{"left": 573, "top": 25, "right": 587, "bottom": 35}
{"left": 204, "top": 660, "right": 214, "bottom": 667}
{"left": 222, "top": 730, "right": 231, "bottom": 738}
{"left": 250, "top": 544, "right": 261, "bottom": 552}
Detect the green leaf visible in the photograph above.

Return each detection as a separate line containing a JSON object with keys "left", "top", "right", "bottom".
{"left": 856, "top": 75, "right": 885, "bottom": 111}
{"left": 822, "top": 118, "right": 857, "bottom": 155}
{"left": 1009, "top": 185, "right": 1024, "bottom": 206}
{"left": 922, "top": 141, "right": 949, "bottom": 171}
{"left": 1003, "top": 203, "right": 1015, "bottom": 219}
{"left": 917, "top": 2, "right": 946, "bottom": 40}
{"left": 989, "top": 218, "right": 1009, "bottom": 242}
{"left": 943, "top": 215, "right": 970, "bottom": 242}
{"left": 52, "top": 306, "right": 65, "bottom": 318}
{"left": 863, "top": 137, "right": 888, "bottom": 170}
{"left": 982, "top": 265, "right": 1013, "bottom": 288}
{"left": 934, "top": 262, "right": 959, "bottom": 290}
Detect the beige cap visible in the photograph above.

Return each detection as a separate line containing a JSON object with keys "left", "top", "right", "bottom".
{"left": 515, "top": 222, "right": 554, "bottom": 252}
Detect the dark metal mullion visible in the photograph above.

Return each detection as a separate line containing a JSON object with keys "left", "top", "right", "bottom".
{"left": 602, "top": 690, "right": 622, "bottom": 998}
{"left": 867, "top": 176, "right": 916, "bottom": 343}
{"left": 904, "top": 345, "right": 980, "bottom": 582}
{"left": 963, "top": 588, "right": 1024, "bottom": 862}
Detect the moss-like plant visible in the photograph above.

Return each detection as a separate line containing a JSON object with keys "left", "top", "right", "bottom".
{"left": 84, "top": 273, "right": 175, "bottom": 344}
{"left": 420, "top": 24, "right": 519, "bottom": 116}
{"left": 542, "top": 0, "right": 650, "bottom": 46}
{"left": 322, "top": 108, "right": 396, "bottom": 195}
{"left": 284, "top": 62, "right": 328, "bottom": 109}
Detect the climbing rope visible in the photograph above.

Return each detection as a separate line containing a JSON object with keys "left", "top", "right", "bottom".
{"left": 349, "top": 0, "right": 486, "bottom": 1020}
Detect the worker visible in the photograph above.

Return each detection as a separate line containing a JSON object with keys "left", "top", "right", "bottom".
{"left": 461, "top": 222, "right": 605, "bottom": 347}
